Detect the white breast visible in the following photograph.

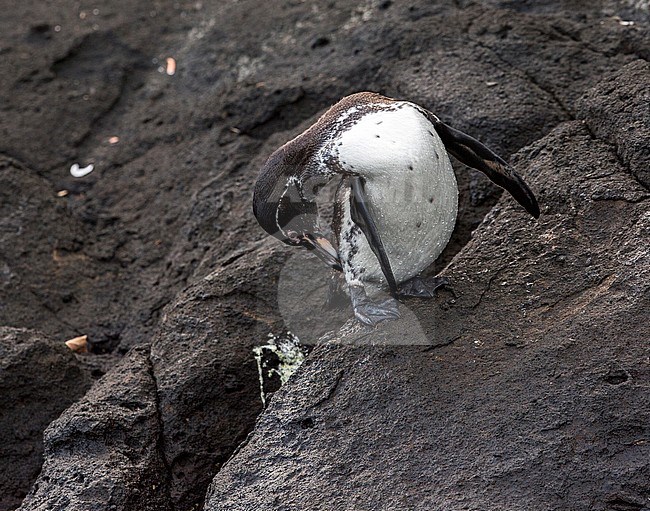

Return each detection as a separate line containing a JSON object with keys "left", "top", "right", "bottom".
{"left": 333, "top": 103, "right": 458, "bottom": 284}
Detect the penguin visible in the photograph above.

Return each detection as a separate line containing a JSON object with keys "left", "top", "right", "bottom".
{"left": 253, "top": 92, "right": 539, "bottom": 325}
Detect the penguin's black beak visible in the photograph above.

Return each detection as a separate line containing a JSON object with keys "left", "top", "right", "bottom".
{"left": 300, "top": 233, "right": 342, "bottom": 272}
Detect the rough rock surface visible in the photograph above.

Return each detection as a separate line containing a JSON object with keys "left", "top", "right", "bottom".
{"left": 577, "top": 59, "right": 650, "bottom": 189}
{"left": 19, "top": 346, "right": 171, "bottom": 511}
{"left": 1, "top": 0, "right": 649, "bottom": 510}
{"left": 148, "top": 246, "right": 286, "bottom": 510}
{"left": 0, "top": 327, "right": 91, "bottom": 511}
{"left": 205, "top": 63, "right": 650, "bottom": 510}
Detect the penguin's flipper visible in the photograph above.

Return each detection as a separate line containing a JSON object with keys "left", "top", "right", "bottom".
{"left": 427, "top": 115, "right": 540, "bottom": 218}
{"left": 349, "top": 176, "right": 399, "bottom": 297}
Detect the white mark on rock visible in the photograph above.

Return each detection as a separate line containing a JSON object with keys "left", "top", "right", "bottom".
{"left": 253, "top": 332, "right": 305, "bottom": 406}
{"left": 70, "top": 163, "right": 94, "bottom": 178}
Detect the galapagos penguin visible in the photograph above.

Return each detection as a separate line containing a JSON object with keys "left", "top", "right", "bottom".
{"left": 253, "top": 92, "right": 539, "bottom": 325}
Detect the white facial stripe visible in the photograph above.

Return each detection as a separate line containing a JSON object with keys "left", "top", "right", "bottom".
{"left": 276, "top": 176, "right": 301, "bottom": 238}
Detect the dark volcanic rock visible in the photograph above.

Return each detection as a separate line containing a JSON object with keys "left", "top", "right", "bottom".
{"left": 0, "top": 1, "right": 184, "bottom": 172}
{"left": 0, "top": 327, "right": 91, "bottom": 511}
{"left": 2, "top": 0, "right": 650, "bottom": 509}
{"left": 204, "top": 67, "right": 650, "bottom": 510}
{"left": 577, "top": 59, "right": 650, "bottom": 189}
{"left": 149, "top": 245, "right": 286, "bottom": 511}
{"left": 10, "top": 241, "right": 286, "bottom": 511}
{"left": 18, "top": 346, "right": 172, "bottom": 511}
{"left": 5, "top": 0, "right": 649, "bottom": 355}
{"left": 0, "top": 157, "right": 118, "bottom": 348}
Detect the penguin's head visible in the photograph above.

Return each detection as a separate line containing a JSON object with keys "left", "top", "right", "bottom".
{"left": 253, "top": 139, "right": 341, "bottom": 270}
{"left": 253, "top": 176, "right": 341, "bottom": 269}
{"left": 253, "top": 148, "right": 320, "bottom": 247}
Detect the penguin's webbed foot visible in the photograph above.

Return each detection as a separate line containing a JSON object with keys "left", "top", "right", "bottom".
{"left": 398, "top": 275, "right": 453, "bottom": 299}
{"left": 349, "top": 284, "right": 400, "bottom": 326}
